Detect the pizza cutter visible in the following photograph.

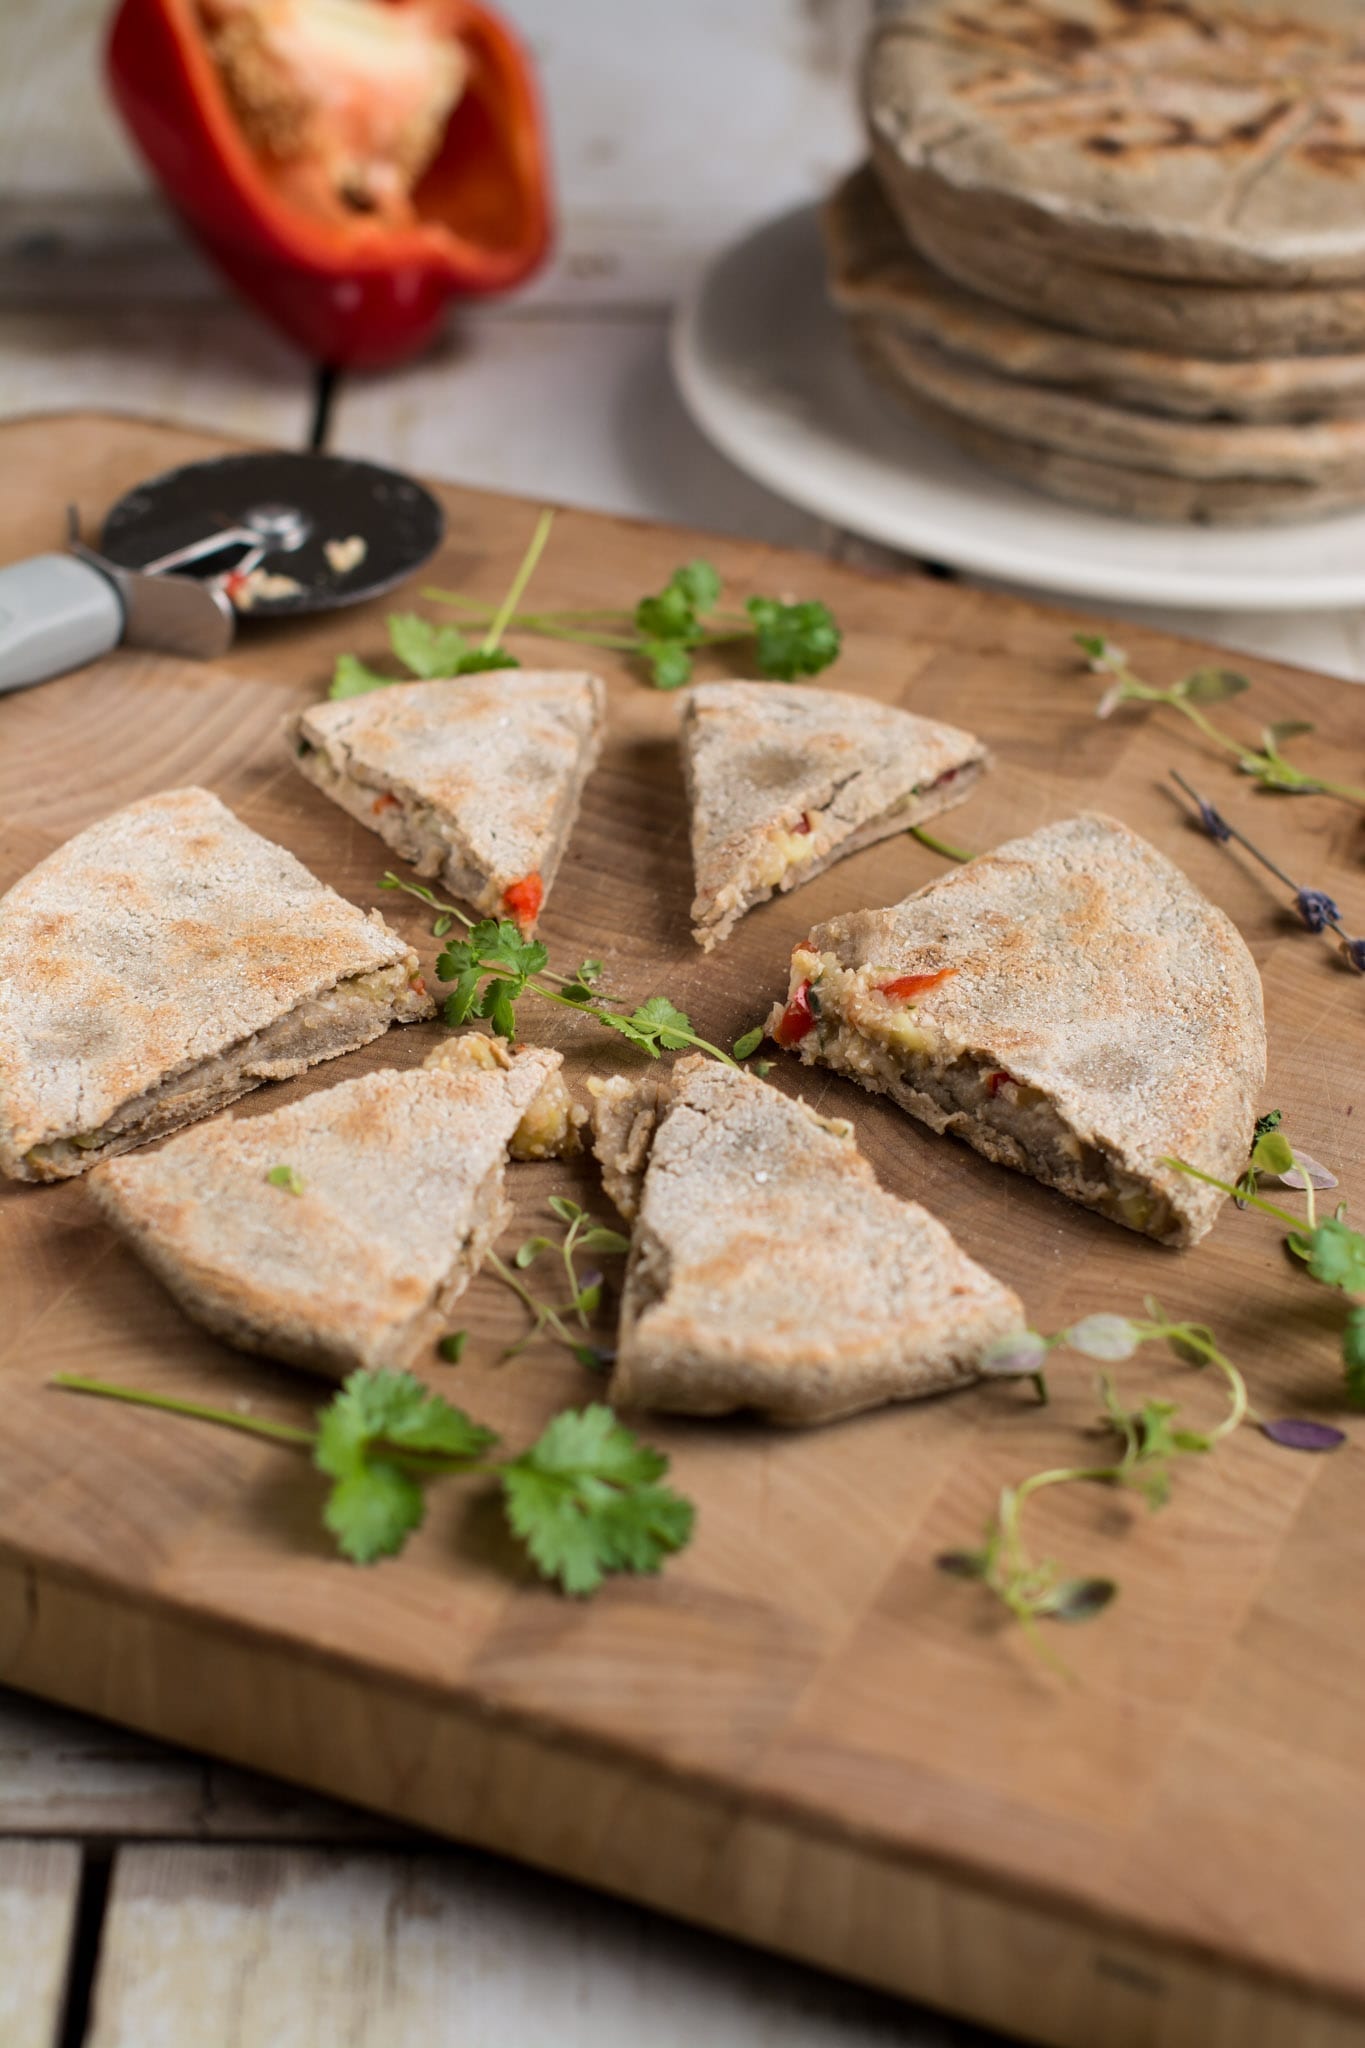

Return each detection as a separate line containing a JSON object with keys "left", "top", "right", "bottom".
{"left": 0, "top": 449, "right": 444, "bottom": 696}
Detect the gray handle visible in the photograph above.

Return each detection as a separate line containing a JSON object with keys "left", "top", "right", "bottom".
{"left": 0, "top": 553, "right": 123, "bottom": 695}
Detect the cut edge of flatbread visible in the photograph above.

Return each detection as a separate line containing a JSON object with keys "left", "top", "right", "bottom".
{"left": 288, "top": 671, "right": 607, "bottom": 934}
{"left": 682, "top": 680, "right": 988, "bottom": 952}
{"left": 90, "top": 1040, "right": 574, "bottom": 1379}
{"left": 0, "top": 786, "right": 434, "bottom": 1185}
{"left": 588, "top": 1056, "right": 1025, "bottom": 1425}
{"left": 766, "top": 812, "right": 1265, "bottom": 1247}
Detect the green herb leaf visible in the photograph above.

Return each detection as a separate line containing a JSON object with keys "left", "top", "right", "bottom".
{"left": 329, "top": 653, "right": 395, "bottom": 700}
{"left": 1263, "top": 719, "right": 1314, "bottom": 754}
{"left": 452, "top": 648, "right": 520, "bottom": 675}
{"left": 733, "top": 1025, "right": 765, "bottom": 1060}
{"left": 671, "top": 560, "right": 722, "bottom": 611}
{"left": 388, "top": 612, "right": 471, "bottom": 679}
{"left": 1253, "top": 1109, "right": 1283, "bottom": 1140}
{"left": 1066, "top": 1314, "right": 1138, "bottom": 1362}
{"left": 315, "top": 1369, "right": 498, "bottom": 1563}
{"left": 1302, "top": 1216, "right": 1365, "bottom": 1294}
{"left": 1177, "top": 668, "right": 1251, "bottom": 703}
{"left": 1033, "top": 1576, "right": 1118, "bottom": 1623}
{"left": 437, "top": 1332, "right": 467, "bottom": 1364}
{"left": 645, "top": 640, "right": 693, "bottom": 692}
{"left": 500, "top": 1404, "right": 694, "bottom": 1595}
{"left": 547, "top": 1196, "right": 583, "bottom": 1225}
{"left": 579, "top": 1226, "right": 630, "bottom": 1256}
{"left": 576, "top": 958, "right": 604, "bottom": 985}
{"left": 266, "top": 1164, "right": 304, "bottom": 1196}
{"left": 323, "top": 1463, "right": 424, "bottom": 1564}
{"left": 745, "top": 596, "right": 840, "bottom": 680}
{"left": 1252, "top": 1130, "right": 1295, "bottom": 1177}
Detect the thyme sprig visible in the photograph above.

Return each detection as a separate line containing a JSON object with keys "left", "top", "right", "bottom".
{"left": 1170, "top": 770, "right": 1365, "bottom": 974}
{"left": 942, "top": 1306, "right": 1246, "bottom": 1662}
{"left": 1077, "top": 634, "right": 1365, "bottom": 808}
{"left": 379, "top": 873, "right": 738, "bottom": 1066}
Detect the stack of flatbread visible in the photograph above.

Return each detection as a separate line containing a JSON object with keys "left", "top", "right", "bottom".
{"left": 835, "top": 0, "right": 1365, "bottom": 524}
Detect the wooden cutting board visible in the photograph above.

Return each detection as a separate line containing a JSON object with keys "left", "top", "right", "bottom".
{"left": 3, "top": 414, "right": 1364, "bottom": 2048}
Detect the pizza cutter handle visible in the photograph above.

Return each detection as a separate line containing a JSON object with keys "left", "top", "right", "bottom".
{"left": 0, "top": 553, "right": 123, "bottom": 695}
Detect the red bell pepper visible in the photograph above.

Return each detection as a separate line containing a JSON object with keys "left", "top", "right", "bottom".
{"left": 106, "top": 0, "right": 552, "bottom": 368}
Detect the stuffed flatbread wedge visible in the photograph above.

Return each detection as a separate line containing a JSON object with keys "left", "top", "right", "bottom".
{"left": 0, "top": 787, "right": 432, "bottom": 1183}
{"left": 767, "top": 813, "right": 1265, "bottom": 1246}
{"left": 289, "top": 670, "right": 606, "bottom": 933}
{"left": 589, "top": 1055, "right": 1024, "bottom": 1424}
{"left": 90, "top": 1038, "right": 573, "bottom": 1376}
{"left": 683, "top": 680, "right": 986, "bottom": 950}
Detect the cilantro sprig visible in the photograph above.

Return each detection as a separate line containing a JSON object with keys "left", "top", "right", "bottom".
{"left": 492, "top": 1196, "right": 629, "bottom": 1370}
{"left": 1168, "top": 1120, "right": 1365, "bottom": 1404}
{"left": 424, "top": 553, "right": 841, "bottom": 691}
{"left": 51, "top": 1371, "right": 693, "bottom": 1596}
{"left": 329, "top": 510, "right": 554, "bottom": 699}
{"left": 380, "top": 873, "right": 738, "bottom": 1066}
{"left": 944, "top": 1305, "right": 1247, "bottom": 1664}
{"left": 1078, "top": 635, "right": 1365, "bottom": 807}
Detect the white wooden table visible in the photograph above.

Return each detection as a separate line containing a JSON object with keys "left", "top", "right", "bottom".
{"left": 1, "top": 4, "right": 1360, "bottom": 2041}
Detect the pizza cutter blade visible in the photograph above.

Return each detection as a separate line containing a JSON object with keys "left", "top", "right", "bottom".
{"left": 0, "top": 449, "right": 444, "bottom": 696}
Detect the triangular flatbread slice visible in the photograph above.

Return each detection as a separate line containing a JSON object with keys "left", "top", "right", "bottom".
{"left": 289, "top": 671, "right": 606, "bottom": 933}
{"left": 682, "top": 681, "right": 987, "bottom": 950}
{"left": 589, "top": 1056, "right": 1023, "bottom": 1424}
{"left": 0, "top": 787, "right": 432, "bottom": 1183}
{"left": 767, "top": 813, "right": 1266, "bottom": 1246}
{"left": 90, "top": 1039, "right": 574, "bottom": 1377}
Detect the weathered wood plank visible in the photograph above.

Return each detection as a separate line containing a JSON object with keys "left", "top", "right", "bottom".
{"left": 0, "top": 1838, "right": 81, "bottom": 2048}
{"left": 0, "top": 1689, "right": 405, "bottom": 1844}
{"left": 87, "top": 1843, "right": 962, "bottom": 2048}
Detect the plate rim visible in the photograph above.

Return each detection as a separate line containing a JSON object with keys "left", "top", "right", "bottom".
{"left": 670, "top": 205, "right": 1365, "bottom": 615}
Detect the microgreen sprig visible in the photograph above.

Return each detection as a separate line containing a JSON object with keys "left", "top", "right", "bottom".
{"left": 1170, "top": 770, "right": 1365, "bottom": 974}
{"left": 424, "top": 554, "right": 841, "bottom": 692}
{"left": 51, "top": 1371, "right": 692, "bottom": 1596}
{"left": 328, "top": 510, "right": 556, "bottom": 699}
{"left": 492, "top": 1197, "right": 629, "bottom": 1370}
{"left": 1167, "top": 1123, "right": 1365, "bottom": 1404}
{"left": 943, "top": 1306, "right": 1247, "bottom": 1663}
{"left": 379, "top": 872, "right": 739, "bottom": 1067}
{"left": 1077, "top": 634, "right": 1365, "bottom": 808}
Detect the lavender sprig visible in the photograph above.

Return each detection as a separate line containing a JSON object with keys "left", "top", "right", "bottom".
{"left": 1170, "top": 770, "right": 1365, "bottom": 975}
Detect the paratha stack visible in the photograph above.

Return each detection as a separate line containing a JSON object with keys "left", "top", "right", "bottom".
{"left": 834, "top": 0, "right": 1365, "bottom": 525}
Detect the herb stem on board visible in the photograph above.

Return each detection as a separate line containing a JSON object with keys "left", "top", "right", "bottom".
{"left": 909, "top": 824, "right": 972, "bottom": 863}
{"left": 51, "top": 1370, "right": 693, "bottom": 1595}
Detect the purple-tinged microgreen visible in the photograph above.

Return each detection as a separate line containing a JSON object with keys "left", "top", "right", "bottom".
{"left": 424, "top": 549, "right": 841, "bottom": 691}
{"left": 909, "top": 825, "right": 973, "bottom": 863}
{"left": 944, "top": 1306, "right": 1247, "bottom": 1666}
{"left": 1259, "top": 1418, "right": 1347, "bottom": 1453}
{"left": 493, "top": 1198, "right": 628, "bottom": 1365}
{"left": 1170, "top": 770, "right": 1365, "bottom": 974}
{"left": 1076, "top": 635, "right": 1365, "bottom": 808}
{"left": 377, "top": 872, "right": 739, "bottom": 1067}
{"left": 50, "top": 1372, "right": 692, "bottom": 1595}
{"left": 1167, "top": 1125, "right": 1365, "bottom": 1405}
{"left": 266, "top": 1164, "right": 304, "bottom": 1196}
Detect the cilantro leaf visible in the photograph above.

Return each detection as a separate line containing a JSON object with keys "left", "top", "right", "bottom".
{"left": 451, "top": 648, "right": 520, "bottom": 675}
{"left": 388, "top": 613, "right": 472, "bottom": 679}
{"left": 745, "top": 596, "right": 840, "bottom": 680}
{"left": 672, "top": 560, "right": 721, "bottom": 611}
{"left": 499, "top": 1404, "right": 695, "bottom": 1595}
{"left": 330, "top": 653, "right": 395, "bottom": 700}
{"left": 315, "top": 1369, "right": 498, "bottom": 1564}
{"left": 644, "top": 640, "right": 693, "bottom": 691}
{"left": 1302, "top": 1216, "right": 1365, "bottom": 1294}
{"left": 266, "top": 1164, "right": 304, "bottom": 1196}
{"left": 626, "top": 995, "right": 696, "bottom": 1049}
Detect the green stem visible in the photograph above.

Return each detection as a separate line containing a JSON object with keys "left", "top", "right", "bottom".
{"left": 910, "top": 825, "right": 972, "bottom": 863}
{"left": 488, "top": 1251, "right": 578, "bottom": 1354}
{"left": 51, "top": 1374, "right": 316, "bottom": 1448}
{"left": 1162, "top": 1157, "right": 1302, "bottom": 1228}
{"left": 525, "top": 976, "right": 739, "bottom": 1067}
{"left": 480, "top": 509, "right": 555, "bottom": 656}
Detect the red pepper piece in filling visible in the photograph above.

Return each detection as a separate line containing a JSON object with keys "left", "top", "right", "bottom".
{"left": 774, "top": 979, "right": 816, "bottom": 1048}
{"left": 875, "top": 967, "right": 957, "bottom": 1001}
{"left": 107, "top": 0, "right": 553, "bottom": 368}
{"left": 371, "top": 791, "right": 400, "bottom": 814}
{"left": 792, "top": 812, "right": 814, "bottom": 835}
{"left": 986, "top": 1068, "right": 1020, "bottom": 1097}
{"left": 502, "top": 871, "right": 543, "bottom": 932}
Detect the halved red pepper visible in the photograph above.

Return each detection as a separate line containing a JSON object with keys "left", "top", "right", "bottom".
{"left": 106, "top": 0, "right": 552, "bottom": 367}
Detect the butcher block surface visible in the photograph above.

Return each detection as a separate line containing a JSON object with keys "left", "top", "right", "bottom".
{"left": 2, "top": 414, "right": 1364, "bottom": 2048}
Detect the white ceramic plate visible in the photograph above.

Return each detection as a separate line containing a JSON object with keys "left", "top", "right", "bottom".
{"left": 671, "top": 205, "right": 1365, "bottom": 613}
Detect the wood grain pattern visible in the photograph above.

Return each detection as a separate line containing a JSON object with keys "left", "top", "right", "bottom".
{"left": 2, "top": 415, "right": 1364, "bottom": 2048}
{"left": 0, "top": 1839, "right": 81, "bottom": 2048}
{"left": 86, "top": 1842, "right": 949, "bottom": 2048}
